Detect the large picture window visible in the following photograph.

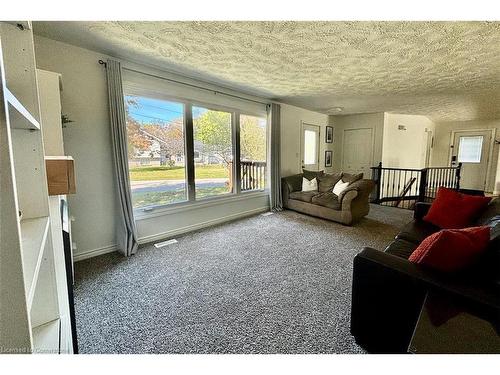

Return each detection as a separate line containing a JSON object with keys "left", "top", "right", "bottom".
{"left": 193, "top": 106, "right": 233, "bottom": 198}
{"left": 240, "top": 114, "right": 267, "bottom": 191}
{"left": 124, "top": 87, "right": 268, "bottom": 212}
{"left": 125, "top": 95, "right": 187, "bottom": 209}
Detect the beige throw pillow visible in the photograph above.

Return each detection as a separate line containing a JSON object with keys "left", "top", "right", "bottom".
{"left": 332, "top": 179, "right": 350, "bottom": 196}
{"left": 302, "top": 177, "right": 318, "bottom": 192}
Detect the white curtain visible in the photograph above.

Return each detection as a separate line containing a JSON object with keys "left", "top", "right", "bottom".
{"left": 105, "top": 59, "right": 139, "bottom": 256}
{"left": 269, "top": 103, "right": 283, "bottom": 211}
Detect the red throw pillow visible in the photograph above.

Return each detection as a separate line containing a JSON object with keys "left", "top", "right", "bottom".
{"left": 423, "top": 187, "right": 491, "bottom": 229}
{"left": 409, "top": 226, "right": 490, "bottom": 272}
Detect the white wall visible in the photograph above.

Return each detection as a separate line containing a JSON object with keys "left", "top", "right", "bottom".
{"left": 329, "top": 112, "right": 385, "bottom": 173}
{"left": 431, "top": 119, "right": 500, "bottom": 193}
{"left": 34, "top": 35, "right": 118, "bottom": 259}
{"left": 34, "top": 36, "right": 323, "bottom": 260}
{"left": 382, "top": 113, "right": 435, "bottom": 169}
{"left": 280, "top": 103, "right": 329, "bottom": 176}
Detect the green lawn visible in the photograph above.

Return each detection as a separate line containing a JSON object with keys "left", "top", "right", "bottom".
{"left": 129, "top": 164, "right": 228, "bottom": 181}
{"left": 132, "top": 187, "right": 229, "bottom": 208}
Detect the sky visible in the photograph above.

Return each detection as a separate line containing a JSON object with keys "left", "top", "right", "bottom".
{"left": 125, "top": 95, "right": 266, "bottom": 129}
{"left": 125, "top": 95, "right": 206, "bottom": 126}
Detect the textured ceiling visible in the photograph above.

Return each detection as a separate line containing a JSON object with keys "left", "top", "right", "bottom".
{"left": 33, "top": 21, "right": 500, "bottom": 121}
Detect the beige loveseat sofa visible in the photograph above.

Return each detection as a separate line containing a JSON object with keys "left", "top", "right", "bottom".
{"left": 281, "top": 171, "right": 375, "bottom": 225}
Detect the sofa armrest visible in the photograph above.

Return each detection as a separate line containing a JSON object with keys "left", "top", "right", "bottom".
{"left": 338, "top": 179, "right": 375, "bottom": 202}
{"left": 281, "top": 174, "right": 302, "bottom": 207}
{"left": 351, "top": 248, "right": 427, "bottom": 352}
{"left": 281, "top": 174, "right": 302, "bottom": 193}
{"left": 341, "top": 190, "right": 359, "bottom": 211}
{"left": 355, "top": 248, "right": 500, "bottom": 308}
{"left": 414, "top": 202, "right": 432, "bottom": 220}
{"left": 351, "top": 247, "right": 500, "bottom": 352}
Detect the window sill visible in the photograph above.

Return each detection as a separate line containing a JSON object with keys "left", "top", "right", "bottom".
{"left": 134, "top": 190, "right": 269, "bottom": 221}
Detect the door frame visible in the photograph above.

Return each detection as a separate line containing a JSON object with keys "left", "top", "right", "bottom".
{"left": 340, "top": 127, "right": 375, "bottom": 172}
{"left": 448, "top": 128, "right": 496, "bottom": 191}
{"left": 300, "top": 121, "right": 321, "bottom": 171}
{"left": 424, "top": 129, "right": 433, "bottom": 167}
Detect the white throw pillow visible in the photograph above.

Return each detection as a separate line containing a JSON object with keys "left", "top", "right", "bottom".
{"left": 332, "top": 179, "right": 350, "bottom": 196}
{"left": 302, "top": 177, "right": 318, "bottom": 192}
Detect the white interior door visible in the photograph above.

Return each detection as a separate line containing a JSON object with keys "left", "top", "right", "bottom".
{"left": 301, "top": 123, "right": 320, "bottom": 170}
{"left": 451, "top": 130, "right": 491, "bottom": 190}
{"left": 342, "top": 128, "right": 373, "bottom": 175}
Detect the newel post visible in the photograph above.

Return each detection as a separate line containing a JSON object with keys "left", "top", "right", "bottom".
{"left": 418, "top": 168, "right": 428, "bottom": 202}
{"left": 455, "top": 162, "right": 462, "bottom": 190}
{"left": 371, "top": 162, "right": 382, "bottom": 203}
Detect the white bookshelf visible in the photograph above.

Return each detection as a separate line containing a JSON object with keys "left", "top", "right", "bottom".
{"left": 20, "top": 216, "right": 50, "bottom": 307}
{"left": 5, "top": 86, "right": 41, "bottom": 129}
{"left": 0, "top": 22, "right": 73, "bottom": 354}
{"left": 32, "top": 319, "right": 61, "bottom": 354}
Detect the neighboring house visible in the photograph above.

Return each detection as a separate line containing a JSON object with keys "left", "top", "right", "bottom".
{"left": 129, "top": 128, "right": 221, "bottom": 167}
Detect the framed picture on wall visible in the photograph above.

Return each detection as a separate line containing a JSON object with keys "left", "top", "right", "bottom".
{"left": 326, "top": 126, "right": 333, "bottom": 143}
{"left": 325, "top": 150, "right": 332, "bottom": 167}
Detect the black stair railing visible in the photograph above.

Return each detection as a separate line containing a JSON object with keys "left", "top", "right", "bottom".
{"left": 370, "top": 162, "right": 462, "bottom": 210}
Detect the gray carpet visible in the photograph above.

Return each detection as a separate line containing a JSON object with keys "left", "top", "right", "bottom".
{"left": 74, "top": 204, "right": 412, "bottom": 353}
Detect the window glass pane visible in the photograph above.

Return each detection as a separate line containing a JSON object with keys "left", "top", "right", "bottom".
{"left": 304, "top": 130, "right": 317, "bottom": 165}
{"left": 193, "top": 106, "right": 233, "bottom": 198}
{"left": 240, "top": 114, "right": 267, "bottom": 191}
{"left": 125, "top": 95, "right": 186, "bottom": 209}
{"left": 458, "top": 136, "right": 483, "bottom": 163}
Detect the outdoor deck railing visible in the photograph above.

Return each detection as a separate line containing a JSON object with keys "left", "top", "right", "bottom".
{"left": 241, "top": 160, "right": 266, "bottom": 191}
{"left": 370, "top": 162, "right": 462, "bottom": 209}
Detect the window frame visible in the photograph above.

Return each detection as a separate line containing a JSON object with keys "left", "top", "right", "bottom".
{"left": 124, "top": 91, "right": 269, "bottom": 216}
{"left": 238, "top": 111, "right": 269, "bottom": 194}
{"left": 191, "top": 103, "right": 236, "bottom": 201}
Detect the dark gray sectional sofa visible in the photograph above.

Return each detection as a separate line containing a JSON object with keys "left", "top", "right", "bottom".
{"left": 350, "top": 198, "right": 500, "bottom": 353}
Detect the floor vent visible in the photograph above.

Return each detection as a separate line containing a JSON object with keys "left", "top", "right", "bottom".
{"left": 154, "top": 239, "right": 178, "bottom": 248}
{"left": 261, "top": 212, "right": 274, "bottom": 217}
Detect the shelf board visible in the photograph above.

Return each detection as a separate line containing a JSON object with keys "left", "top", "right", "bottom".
{"left": 20, "top": 216, "right": 50, "bottom": 308}
{"left": 32, "top": 318, "right": 60, "bottom": 354}
{"left": 4, "top": 21, "right": 32, "bottom": 31}
{"left": 4, "top": 86, "right": 40, "bottom": 130}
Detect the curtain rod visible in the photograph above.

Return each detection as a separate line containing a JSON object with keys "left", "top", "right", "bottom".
{"left": 98, "top": 60, "right": 270, "bottom": 107}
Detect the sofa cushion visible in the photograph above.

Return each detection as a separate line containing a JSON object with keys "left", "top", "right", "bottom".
{"left": 318, "top": 172, "right": 342, "bottom": 192}
{"left": 396, "top": 219, "right": 440, "bottom": 245}
{"left": 478, "top": 235, "right": 500, "bottom": 289}
{"left": 289, "top": 191, "right": 319, "bottom": 203}
{"left": 384, "top": 239, "right": 418, "bottom": 259}
{"left": 311, "top": 192, "right": 342, "bottom": 210}
{"left": 423, "top": 187, "right": 491, "bottom": 229}
{"left": 408, "top": 227, "right": 491, "bottom": 272}
{"left": 486, "top": 215, "right": 500, "bottom": 240}
{"left": 342, "top": 172, "right": 363, "bottom": 184}
{"left": 473, "top": 197, "right": 500, "bottom": 226}
{"left": 302, "top": 169, "right": 324, "bottom": 181}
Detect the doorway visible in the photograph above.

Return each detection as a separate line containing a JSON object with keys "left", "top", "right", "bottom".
{"left": 301, "top": 123, "right": 320, "bottom": 170}
{"left": 451, "top": 130, "right": 493, "bottom": 191}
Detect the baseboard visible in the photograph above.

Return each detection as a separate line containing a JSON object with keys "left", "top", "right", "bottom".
{"left": 137, "top": 206, "right": 269, "bottom": 245}
{"left": 73, "top": 206, "right": 270, "bottom": 262}
{"left": 73, "top": 244, "right": 118, "bottom": 262}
